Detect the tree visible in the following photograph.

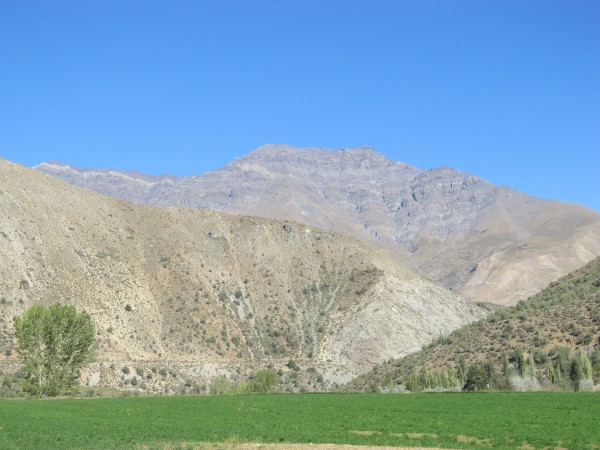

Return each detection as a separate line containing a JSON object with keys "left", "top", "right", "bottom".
{"left": 513, "top": 347, "right": 527, "bottom": 376}
{"left": 248, "top": 369, "right": 279, "bottom": 393}
{"left": 591, "top": 347, "right": 600, "bottom": 383}
{"left": 14, "top": 303, "right": 96, "bottom": 397}
{"left": 464, "top": 363, "right": 489, "bottom": 391}
{"left": 570, "top": 349, "right": 592, "bottom": 390}
{"left": 209, "top": 375, "right": 230, "bottom": 395}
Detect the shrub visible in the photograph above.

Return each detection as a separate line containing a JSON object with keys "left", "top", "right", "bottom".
{"left": 230, "top": 382, "right": 251, "bottom": 395}
{"left": 355, "top": 286, "right": 367, "bottom": 296}
{"left": 464, "top": 363, "right": 488, "bottom": 391}
{"left": 249, "top": 369, "right": 279, "bottom": 393}
{"left": 510, "top": 375, "right": 541, "bottom": 392}
{"left": 209, "top": 375, "right": 230, "bottom": 395}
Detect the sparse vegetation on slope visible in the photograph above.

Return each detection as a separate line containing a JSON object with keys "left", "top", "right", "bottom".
{"left": 0, "top": 158, "right": 482, "bottom": 394}
{"left": 349, "top": 257, "right": 600, "bottom": 392}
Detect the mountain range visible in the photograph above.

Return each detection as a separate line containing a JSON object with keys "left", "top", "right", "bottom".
{"left": 2, "top": 144, "right": 599, "bottom": 393}
{"left": 36, "top": 144, "right": 600, "bottom": 306}
{"left": 0, "top": 157, "right": 483, "bottom": 392}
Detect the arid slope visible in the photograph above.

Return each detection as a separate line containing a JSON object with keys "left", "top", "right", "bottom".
{"left": 0, "top": 158, "right": 483, "bottom": 391}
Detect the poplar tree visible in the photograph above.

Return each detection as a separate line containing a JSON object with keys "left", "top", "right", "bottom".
{"left": 14, "top": 303, "right": 96, "bottom": 397}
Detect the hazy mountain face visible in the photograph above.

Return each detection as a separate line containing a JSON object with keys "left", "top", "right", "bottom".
{"left": 0, "top": 157, "right": 483, "bottom": 390}
{"left": 36, "top": 145, "right": 600, "bottom": 306}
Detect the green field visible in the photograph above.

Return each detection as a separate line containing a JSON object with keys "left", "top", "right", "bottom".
{"left": 0, "top": 392, "right": 598, "bottom": 449}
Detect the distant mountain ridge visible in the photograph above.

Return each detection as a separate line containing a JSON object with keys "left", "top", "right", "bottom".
{"left": 35, "top": 144, "right": 600, "bottom": 305}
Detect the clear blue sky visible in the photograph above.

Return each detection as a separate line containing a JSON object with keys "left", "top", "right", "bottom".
{"left": 1, "top": 0, "right": 599, "bottom": 211}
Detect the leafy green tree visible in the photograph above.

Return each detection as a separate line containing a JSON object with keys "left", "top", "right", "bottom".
{"left": 570, "top": 349, "right": 592, "bottom": 389}
{"left": 555, "top": 346, "right": 572, "bottom": 377}
{"left": 527, "top": 352, "right": 537, "bottom": 377}
{"left": 463, "top": 363, "right": 489, "bottom": 391}
{"left": 513, "top": 347, "right": 527, "bottom": 376}
{"left": 546, "top": 362, "right": 556, "bottom": 384}
{"left": 591, "top": 347, "right": 600, "bottom": 383}
{"left": 501, "top": 354, "right": 510, "bottom": 379}
{"left": 404, "top": 370, "right": 419, "bottom": 392}
{"left": 14, "top": 303, "right": 96, "bottom": 397}
{"left": 248, "top": 369, "right": 279, "bottom": 393}
{"left": 229, "top": 381, "right": 251, "bottom": 395}
{"left": 419, "top": 366, "right": 431, "bottom": 389}
{"left": 457, "top": 355, "right": 468, "bottom": 384}
{"left": 209, "top": 375, "right": 230, "bottom": 395}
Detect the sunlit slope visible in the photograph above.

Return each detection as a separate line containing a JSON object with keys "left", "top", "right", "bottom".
{"left": 0, "top": 157, "right": 483, "bottom": 389}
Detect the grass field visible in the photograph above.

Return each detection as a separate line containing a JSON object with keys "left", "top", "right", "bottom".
{"left": 0, "top": 392, "right": 598, "bottom": 449}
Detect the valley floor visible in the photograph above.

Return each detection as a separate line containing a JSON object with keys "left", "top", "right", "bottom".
{"left": 0, "top": 392, "right": 598, "bottom": 449}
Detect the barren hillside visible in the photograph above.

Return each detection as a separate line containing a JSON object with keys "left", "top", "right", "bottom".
{"left": 36, "top": 145, "right": 600, "bottom": 305}
{"left": 0, "top": 158, "right": 483, "bottom": 392}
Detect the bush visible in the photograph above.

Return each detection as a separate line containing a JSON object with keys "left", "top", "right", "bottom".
{"left": 249, "top": 369, "right": 279, "bottom": 393}
{"left": 578, "top": 379, "right": 594, "bottom": 392}
{"left": 510, "top": 375, "right": 541, "bottom": 392}
{"left": 287, "top": 359, "right": 300, "bottom": 371}
{"left": 230, "top": 382, "right": 251, "bottom": 395}
{"left": 209, "top": 375, "right": 230, "bottom": 395}
{"left": 464, "top": 363, "right": 488, "bottom": 391}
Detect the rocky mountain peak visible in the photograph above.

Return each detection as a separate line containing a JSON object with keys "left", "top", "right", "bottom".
{"left": 232, "top": 144, "right": 414, "bottom": 173}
